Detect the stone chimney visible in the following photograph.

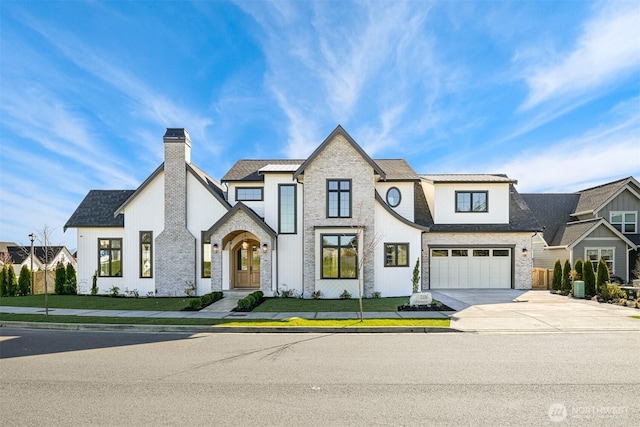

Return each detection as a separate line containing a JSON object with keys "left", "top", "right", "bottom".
{"left": 155, "top": 128, "right": 196, "bottom": 296}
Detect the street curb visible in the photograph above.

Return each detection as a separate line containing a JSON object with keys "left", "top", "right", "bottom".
{"left": 0, "top": 321, "right": 458, "bottom": 334}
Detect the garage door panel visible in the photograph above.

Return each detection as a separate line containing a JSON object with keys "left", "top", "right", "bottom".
{"left": 431, "top": 247, "right": 511, "bottom": 289}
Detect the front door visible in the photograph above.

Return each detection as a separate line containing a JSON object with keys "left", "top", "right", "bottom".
{"left": 234, "top": 240, "right": 261, "bottom": 289}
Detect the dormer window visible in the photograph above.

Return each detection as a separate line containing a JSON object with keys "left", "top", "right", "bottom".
{"left": 456, "top": 191, "right": 488, "bottom": 212}
{"left": 610, "top": 211, "right": 637, "bottom": 233}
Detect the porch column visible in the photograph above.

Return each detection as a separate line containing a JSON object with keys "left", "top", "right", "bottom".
{"left": 210, "top": 239, "right": 223, "bottom": 292}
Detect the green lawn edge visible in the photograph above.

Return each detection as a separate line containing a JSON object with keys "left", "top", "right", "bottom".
{"left": 0, "top": 313, "right": 449, "bottom": 328}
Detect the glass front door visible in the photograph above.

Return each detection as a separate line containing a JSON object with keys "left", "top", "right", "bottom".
{"left": 234, "top": 240, "right": 261, "bottom": 288}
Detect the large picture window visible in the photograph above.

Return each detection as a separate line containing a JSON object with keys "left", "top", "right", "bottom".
{"left": 236, "top": 187, "right": 263, "bottom": 201}
{"left": 385, "top": 243, "right": 409, "bottom": 267}
{"left": 139, "top": 231, "right": 152, "bottom": 278}
{"left": 279, "top": 184, "right": 297, "bottom": 234}
{"left": 98, "top": 238, "right": 122, "bottom": 277}
{"left": 322, "top": 234, "right": 357, "bottom": 279}
{"left": 202, "top": 232, "right": 211, "bottom": 278}
{"left": 327, "top": 179, "right": 351, "bottom": 218}
{"left": 456, "top": 191, "right": 488, "bottom": 212}
{"left": 610, "top": 211, "right": 637, "bottom": 233}
{"left": 585, "top": 248, "right": 615, "bottom": 274}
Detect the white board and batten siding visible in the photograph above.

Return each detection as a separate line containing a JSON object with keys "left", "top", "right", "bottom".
{"left": 431, "top": 182, "right": 510, "bottom": 224}
{"left": 76, "top": 227, "right": 125, "bottom": 295}
{"left": 375, "top": 181, "right": 415, "bottom": 222}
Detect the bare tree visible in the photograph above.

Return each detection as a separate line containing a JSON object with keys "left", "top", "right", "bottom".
{"left": 35, "top": 225, "right": 57, "bottom": 316}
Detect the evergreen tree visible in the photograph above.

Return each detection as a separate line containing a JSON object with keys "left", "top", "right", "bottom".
{"left": 552, "top": 260, "right": 562, "bottom": 292}
{"left": 6, "top": 265, "right": 18, "bottom": 297}
{"left": 0, "top": 264, "right": 8, "bottom": 297}
{"left": 18, "top": 265, "right": 31, "bottom": 296}
{"left": 65, "top": 263, "right": 77, "bottom": 295}
{"left": 596, "top": 258, "right": 610, "bottom": 291}
{"left": 54, "top": 262, "right": 66, "bottom": 294}
{"left": 574, "top": 259, "right": 583, "bottom": 281}
{"left": 583, "top": 258, "right": 596, "bottom": 296}
{"left": 562, "top": 259, "right": 572, "bottom": 293}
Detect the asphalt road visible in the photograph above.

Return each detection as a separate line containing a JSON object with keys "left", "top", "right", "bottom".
{"left": 1, "top": 328, "right": 639, "bottom": 426}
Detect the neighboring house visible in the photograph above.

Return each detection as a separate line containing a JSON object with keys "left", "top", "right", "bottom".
{"left": 65, "top": 126, "right": 538, "bottom": 297}
{"left": 2, "top": 244, "right": 76, "bottom": 275}
{"left": 523, "top": 177, "right": 640, "bottom": 282}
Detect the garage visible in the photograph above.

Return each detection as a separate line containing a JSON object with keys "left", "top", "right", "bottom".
{"left": 429, "top": 247, "right": 512, "bottom": 289}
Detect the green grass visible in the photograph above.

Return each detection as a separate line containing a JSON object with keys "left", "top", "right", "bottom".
{"left": 0, "top": 295, "right": 195, "bottom": 311}
{"left": 0, "top": 313, "right": 449, "bottom": 328}
{"left": 253, "top": 296, "right": 409, "bottom": 312}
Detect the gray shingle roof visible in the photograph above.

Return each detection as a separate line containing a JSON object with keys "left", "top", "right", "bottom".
{"left": 556, "top": 219, "right": 600, "bottom": 247}
{"left": 6, "top": 246, "right": 66, "bottom": 264}
{"left": 64, "top": 190, "right": 135, "bottom": 230}
{"left": 574, "top": 177, "right": 631, "bottom": 215}
{"left": 521, "top": 193, "right": 581, "bottom": 245}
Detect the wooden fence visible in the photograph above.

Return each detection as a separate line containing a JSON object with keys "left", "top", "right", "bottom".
{"left": 531, "top": 268, "right": 553, "bottom": 290}
{"left": 32, "top": 270, "right": 56, "bottom": 295}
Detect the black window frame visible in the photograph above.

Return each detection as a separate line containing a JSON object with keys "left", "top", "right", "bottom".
{"left": 386, "top": 187, "right": 402, "bottom": 208}
{"left": 384, "top": 243, "right": 409, "bottom": 267}
{"left": 321, "top": 233, "right": 358, "bottom": 279}
{"left": 201, "top": 231, "right": 211, "bottom": 278}
{"left": 139, "top": 231, "right": 153, "bottom": 278}
{"left": 327, "top": 179, "right": 352, "bottom": 218}
{"left": 235, "top": 187, "right": 264, "bottom": 201}
{"left": 278, "top": 184, "right": 297, "bottom": 234}
{"left": 455, "top": 191, "right": 488, "bottom": 213}
{"left": 98, "top": 238, "right": 123, "bottom": 277}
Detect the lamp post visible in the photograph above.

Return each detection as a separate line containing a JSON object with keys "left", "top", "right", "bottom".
{"left": 28, "top": 233, "right": 35, "bottom": 295}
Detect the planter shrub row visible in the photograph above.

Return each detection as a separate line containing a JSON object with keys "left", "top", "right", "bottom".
{"left": 235, "top": 291, "right": 264, "bottom": 312}
{"left": 186, "top": 291, "right": 224, "bottom": 311}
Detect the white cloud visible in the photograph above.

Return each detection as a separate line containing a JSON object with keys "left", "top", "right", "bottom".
{"left": 521, "top": 2, "right": 640, "bottom": 110}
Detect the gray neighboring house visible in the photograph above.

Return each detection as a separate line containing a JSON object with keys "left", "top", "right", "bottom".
{"left": 523, "top": 176, "right": 640, "bottom": 282}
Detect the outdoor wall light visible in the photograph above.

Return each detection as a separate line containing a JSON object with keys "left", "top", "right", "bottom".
{"left": 522, "top": 247, "right": 528, "bottom": 257}
{"left": 212, "top": 243, "right": 219, "bottom": 253}
{"left": 262, "top": 243, "right": 268, "bottom": 253}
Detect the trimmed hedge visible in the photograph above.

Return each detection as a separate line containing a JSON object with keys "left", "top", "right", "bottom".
{"left": 185, "top": 291, "right": 224, "bottom": 311}
{"left": 235, "top": 291, "right": 264, "bottom": 312}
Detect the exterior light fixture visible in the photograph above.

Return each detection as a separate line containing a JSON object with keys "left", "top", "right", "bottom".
{"left": 522, "top": 247, "right": 528, "bottom": 257}
{"left": 262, "top": 243, "right": 268, "bottom": 253}
{"left": 242, "top": 231, "right": 248, "bottom": 250}
{"left": 212, "top": 243, "right": 219, "bottom": 253}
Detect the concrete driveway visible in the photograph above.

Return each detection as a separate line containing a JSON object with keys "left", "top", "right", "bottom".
{"left": 431, "top": 289, "right": 640, "bottom": 332}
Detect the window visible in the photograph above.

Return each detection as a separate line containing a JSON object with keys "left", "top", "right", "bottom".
{"left": 456, "top": 191, "right": 488, "bottom": 212}
{"left": 139, "top": 231, "right": 152, "bottom": 278}
{"left": 610, "top": 211, "right": 637, "bottom": 233}
{"left": 321, "top": 234, "right": 357, "bottom": 279}
{"left": 493, "top": 249, "right": 510, "bottom": 257}
{"left": 327, "top": 180, "right": 351, "bottom": 218}
{"left": 202, "top": 232, "right": 211, "bottom": 278}
{"left": 385, "top": 243, "right": 409, "bottom": 267}
{"left": 431, "top": 249, "right": 448, "bottom": 257}
{"left": 386, "top": 187, "right": 401, "bottom": 207}
{"left": 586, "top": 248, "right": 614, "bottom": 274}
{"left": 98, "top": 238, "right": 122, "bottom": 277}
{"left": 279, "top": 184, "right": 297, "bottom": 234}
{"left": 452, "top": 249, "right": 468, "bottom": 257}
{"left": 473, "top": 249, "right": 489, "bottom": 257}
{"left": 236, "top": 187, "right": 263, "bottom": 201}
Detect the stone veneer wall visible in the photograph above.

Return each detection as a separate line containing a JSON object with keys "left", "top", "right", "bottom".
{"left": 301, "top": 134, "right": 377, "bottom": 297}
{"left": 421, "top": 232, "right": 533, "bottom": 290}
{"left": 209, "top": 210, "right": 273, "bottom": 294}
{"left": 155, "top": 132, "right": 196, "bottom": 296}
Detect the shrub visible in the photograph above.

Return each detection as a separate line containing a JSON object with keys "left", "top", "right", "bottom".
{"left": 596, "top": 258, "right": 610, "bottom": 291}
{"left": 574, "top": 259, "right": 583, "bottom": 281}
{"left": 340, "top": 289, "right": 352, "bottom": 299}
{"left": 552, "top": 260, "right": 562, "bottom": 292}
{"left": 188, "top": 299, "right": 202, "bottom": 310}
{"left": 372, "top": 291, "right": 382, "bottom": 299}
{"left": 583, "top": 258, "right": 596, "bottom": 296}
{"left": 18, "top": 265, "right": 31, "bottom": 296}
{"left": 5, "top": 264, "right": 18, "bottom": 297}
{"left": 598, "top": 283, "right": 626, "bottom": 301}
{"left": 91, "top": 271, "right": 99, "bottom": 295}
{"left": 311, "top": 290, "right": 322, "bottom": 300}
{"left": 65, "top": 263, "right": 77, "bottom": 295}
{"left": 0, "top": 265, "right": 7, "bottom": 297}
{"left": 184, "top": 281, "right": 196, "bottom": 297}
{"left": 109, "top": 285, "right": 120, "bottom": 297}
{"left": 235, "top": 290, "right": 264, "bottom": 311}
{"left": 561, "top": 260, "right": 572, "bottom": 294}
{"left": 54, "top": 262, "right": 66, "bottom": 294}
{"left": 412, "top": 258, "right": 420, "bottom": 293}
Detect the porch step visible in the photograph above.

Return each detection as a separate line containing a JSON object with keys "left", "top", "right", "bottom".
{"left": 200, "top": 290, "right": 258, "bottom": 312}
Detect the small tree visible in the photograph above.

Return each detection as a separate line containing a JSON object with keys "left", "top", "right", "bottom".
{"left": 5, "top": 265, "right": 18, "bottom": 297}
{"left": 574, "top": 259, "right": 583, "bottom": 281}
{"left": 18, "top": 265, "right": 31, "bottom": 296}
{"left": 552, "top": 260, "right": 562, "bottom": 292}
{"left": 0, "top": 264, "right": 7, "bottom": 297}
{"left": 584, "top": 258, "right": 596, "bottom": 296}
{"left": 54, "top": 262, "right": 66, "bottom": 294}
{"left": 561, "top": 260, "right": 572, "bottom": 294}
{"left": 412, "top": 258, "right": 420, "bottom": 293}
{"left": 596, "top": 258, "right": 610, "bottom": 291}
{"left": 91, "top": 271, "right": 98, "bottom": 295}
{"left": 65, "top": 263, "right": 77, "bottom": 295}
{"left": 632, "top": 257, "right": 640, "bottom": 280}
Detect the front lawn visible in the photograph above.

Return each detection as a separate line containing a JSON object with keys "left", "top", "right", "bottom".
{"left": 0, "top": 295, "right": 196, "bottom": 311}
{"left": 253, "top": 296, "right": 410, "bottom": 312}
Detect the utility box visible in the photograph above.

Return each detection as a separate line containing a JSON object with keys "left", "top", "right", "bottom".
{"left": 573, "top": 281, "right": 585, "bottom": 298}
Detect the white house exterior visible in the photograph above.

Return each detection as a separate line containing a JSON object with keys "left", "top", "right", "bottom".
{"left": 65, "top": 126, "right": 539, "bottom": 297}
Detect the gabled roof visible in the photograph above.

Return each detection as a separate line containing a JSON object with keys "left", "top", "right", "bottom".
{"left": 6, "top": 246, "right": 68, "bottom": 265}
{"left": 573, "top": 176, "right": 640, "bottom": 216}
{"left": 293, "top": 125, "right": 386, "bottom": 180}
{"left": 429, "top": 184, "right": 540, "bottom": 232}
{"left": 521, "top": 193, "right": 581, "bottom": 245}
{"left": 421, "top": 174, "right": 517, "bottom": 184}
{"left": 205, "top": 202, "right": 277, "bottom": 239}
{"left": 553, "top": 218, "right": 636, "bottom": 249}
{"left": 64, "top": 190, "right": 135, "bottom": 230}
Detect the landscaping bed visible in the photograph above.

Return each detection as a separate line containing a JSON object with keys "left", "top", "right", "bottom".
{"left": 0, "top": 294, "right": 198, "bottom": 311}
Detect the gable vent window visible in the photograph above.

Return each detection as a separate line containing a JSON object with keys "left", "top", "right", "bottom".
{"left": 456, "top": 191, "right": 488, "bottom": 212}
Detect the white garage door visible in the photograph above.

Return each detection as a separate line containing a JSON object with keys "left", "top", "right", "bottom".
{"left": 430, "top": 248, "right": 512, "bottom": 289}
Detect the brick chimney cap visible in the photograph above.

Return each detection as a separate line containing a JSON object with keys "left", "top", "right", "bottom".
{"left": 163, "top": 128, "right": 189, "bottom": 139}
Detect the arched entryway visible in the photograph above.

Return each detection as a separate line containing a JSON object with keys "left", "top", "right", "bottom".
{"left": 233, "top": 239, "right": 261, "bottom": 289}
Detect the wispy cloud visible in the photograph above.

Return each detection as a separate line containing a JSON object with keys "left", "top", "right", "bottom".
{"left": 520, "top": 2, "right": 640, "bottom": 110}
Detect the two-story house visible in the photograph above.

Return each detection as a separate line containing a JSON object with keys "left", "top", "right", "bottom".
{"left": 64, "top": 126, "right": 538, "bottom": 297}
{"left": 522, "top": 177, "right": 640, "bottom": 282}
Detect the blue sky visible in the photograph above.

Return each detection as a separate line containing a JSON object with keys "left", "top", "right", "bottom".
{"left": 1, "top": 0, "right": 639, "bottom": 250}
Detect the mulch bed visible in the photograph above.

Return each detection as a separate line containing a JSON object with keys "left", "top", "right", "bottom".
{"left": 397, "top": 303, "right": 454, "bottom": 311}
